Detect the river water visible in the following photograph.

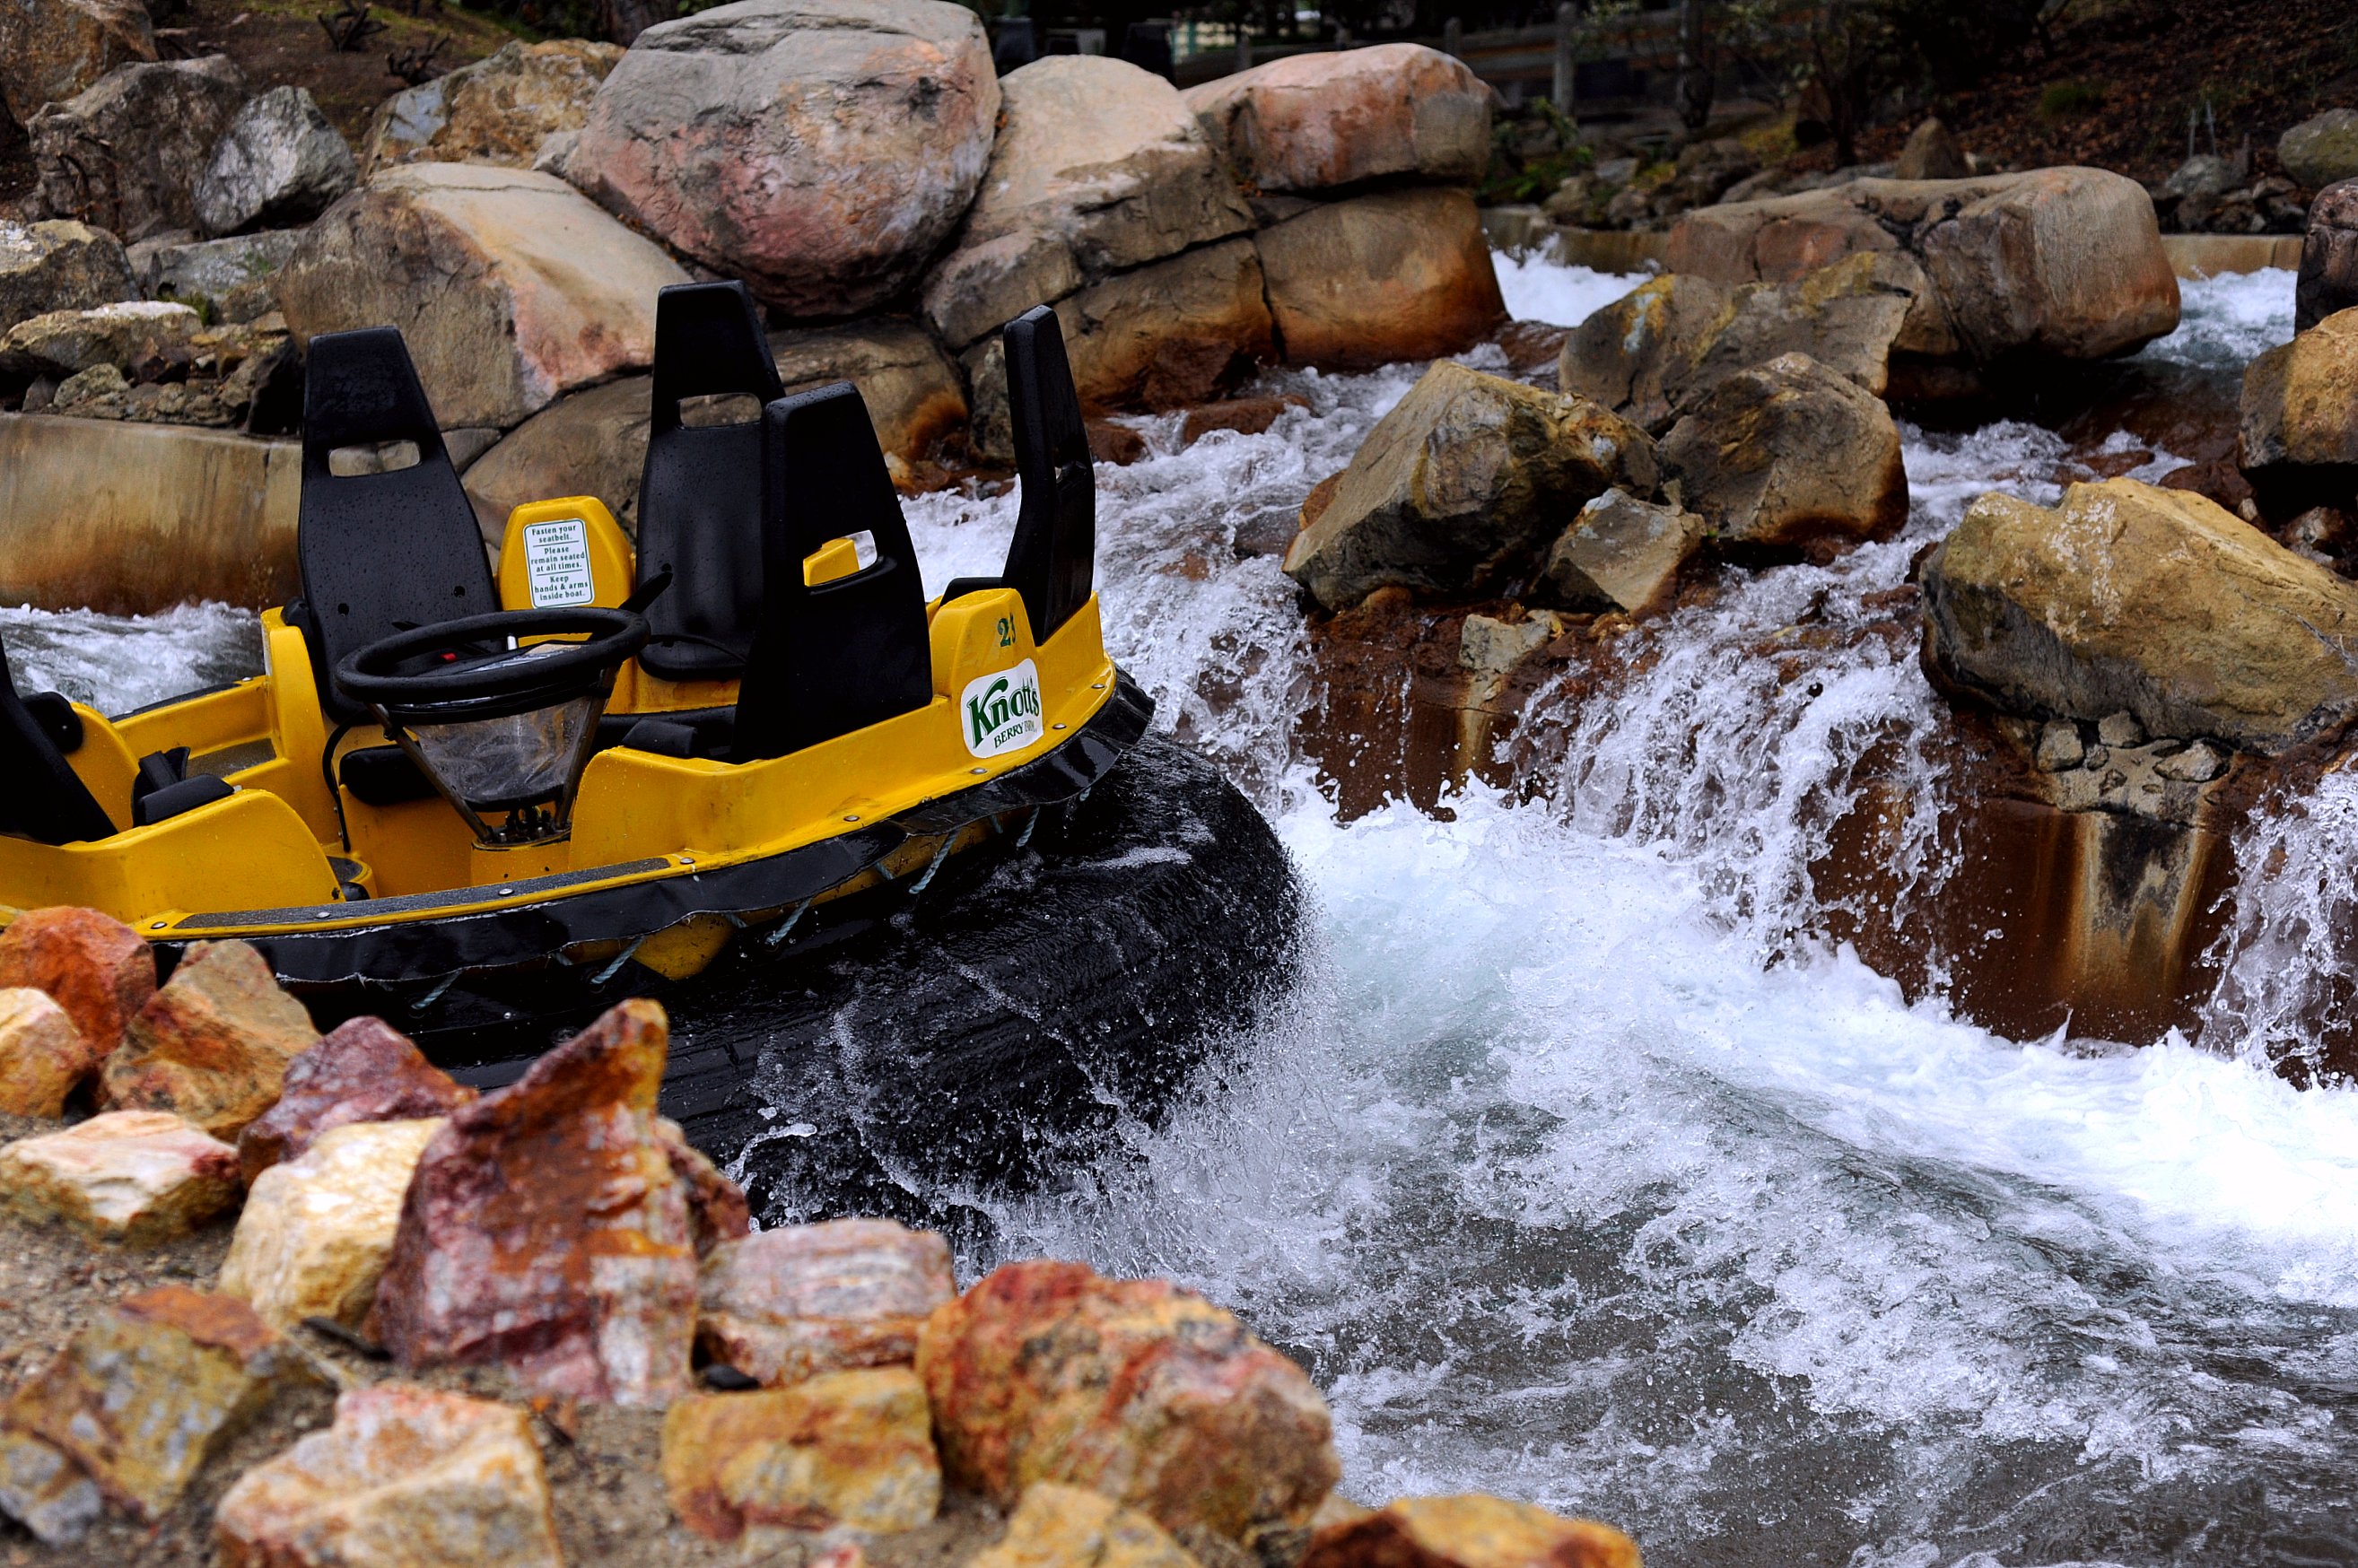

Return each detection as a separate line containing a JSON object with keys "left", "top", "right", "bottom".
{"left": 7, "top": 265, "right": 2352, "bottom": 1566}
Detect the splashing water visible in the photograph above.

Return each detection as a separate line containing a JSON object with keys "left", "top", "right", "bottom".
{"left": 1492, "top": 255, "right": 1651, "bottom": 328}
{"left": 13, "top": 264, "right": 2355, "bottom": 1564}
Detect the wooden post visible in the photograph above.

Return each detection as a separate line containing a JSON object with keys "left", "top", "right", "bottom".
{"left": 1552, "top": 3, "right": 1577, "bottom": 113}
{"left": 1443, "top": 15, "right": 1461, "bottom": 57}
{"left": 1236, "top": 27, "right": 1253, "bottom": 71}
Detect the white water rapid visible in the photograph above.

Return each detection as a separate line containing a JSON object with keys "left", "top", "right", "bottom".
{"left": 7, "top": 265, "right": 2349, "bottom": 1566}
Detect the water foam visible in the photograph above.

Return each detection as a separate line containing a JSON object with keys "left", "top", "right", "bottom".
{"left": 1492, "top": 255, "right": 1649, "bottom": 328}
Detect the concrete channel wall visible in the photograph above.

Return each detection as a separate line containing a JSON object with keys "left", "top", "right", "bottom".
{"left": 0, "top": 415, "right": 300, "bottom": 615}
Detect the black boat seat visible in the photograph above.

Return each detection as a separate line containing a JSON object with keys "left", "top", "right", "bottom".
{"left": 733, "top": 383, "right": 933, "bottom": 762}
{"left": 294, "top": 328, "right": 499, "bottom": 729}
{"left": 937, "top": 306, "right": 1096, "bottom": 642}
{"left": 0, "top": 628, "right": 116, "bottom": 845}
{"left": 635, "top": 282, "right": 785, "bottom": 683}
{"left": 338, "top": 744, "right": 438, "bottom": 807}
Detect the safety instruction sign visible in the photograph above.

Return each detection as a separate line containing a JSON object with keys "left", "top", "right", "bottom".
{"left": 522, "top": 518, "right": 595, "bottom": 607}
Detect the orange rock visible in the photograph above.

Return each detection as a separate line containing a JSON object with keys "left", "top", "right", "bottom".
{"left": 236, "top": 1015, "right": 476, "bottom": 1183}
{"left": 0, "top": 1108, "right": 241, "bottom": 1245}
{"left": 0, "top": 986, "right": 99, "bottom": 1116}
{"left": 0, "top": 904, "right": 154, "bottom": 1057}
{"left": 971, "top": 1482, "right": 1205, "bottom": 1568}
{"left": 100, "top": 938, "right": 317, "bottom": 1138}
{"left": 661, "top": 1367, "right": 939, "bottom": 1538}
{"left": 698, "top": 1217, "right": 956, "bottom": 1387}
{"left": 1300, "top": 1495, "right": 1639, "bottom": 1568}
{"left": 1255, "top": 188, "right": 1506, "bottom": 371}
{"left": 370, "top": 998, "right": 744, "bottom": 1406}
{"left": 917, "top": 1259, "right": 1340, "bottom": 1560}
{"left": 214, "top": 1382, "right": 562, "bottom": 1568}
{"left": 4, "top": 1285, "right": 322, "bottom": 1523}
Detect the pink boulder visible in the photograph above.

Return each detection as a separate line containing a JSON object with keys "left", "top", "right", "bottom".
{"left": 563, "top": 0, "right": 1000, "bottom": 318}
{"left": 237, "top": 1015, "right": 476, "bottom": 1184}
{"left": 1182, "top": 44, "right": 1490, "bottom": 195}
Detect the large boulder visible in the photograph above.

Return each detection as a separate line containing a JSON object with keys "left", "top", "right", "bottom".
{"left": 563, "top": 0, "right": 999, "bottom": 317}
{"left": 918, "top": 1259, "right": 1341, "bottom": 1564}
{"left": 1560, "top": 251, "right": 1935, "bottom": 435}
{"left": 1302, "top": 1496, "right": 1638, "bottom": 1568}
{"left": 29, "top": 57, "right": 247, "bottom": 241}
{"left": 0, "top": 905, "right": 153, "bottom": 1057}
{"left": 1282, "top": 359, "right": 1659, "bottom": 610}
{"left": 276, "top": 163, "right": 688, "bottom": 431}
{"left": 2299, "top": 180, "right": 2358, "bottom": 335}
{"left": 0, "top": 0, "right": 153, "bottom": 129}
{"left": 236, "top": 1015, "right": 475, "bottom": 1183}
{"left": 2240, "top": 306, "right": 2358, "bottom": 510}
{"left": 1664, "top": 168, "right": 2179, "bottom": 367}
{"left": 1920, "top": 477, "right": 2358, "bottom": 754}
{"left": 921, "top": 56, "right": 1250, "bottom": 353}
{"left": 2281, "top": 109, "right": 2358, "bottom": 193}
{"left": 697, "top": 1218, "right": 957, "bottom": 1388}
{"left": 1181, "top": 44, "right": 1489, "bottom": 193}
{"left": 1254, "top": 187, "right": 1506, "bottom": 370}
{"left": 100, "top": 938, "right": 318, "bottom": 1139}
{"left": 132, "top": 230, "right": 302, "bottom": 325}
{"left": 369, "top": 999, "right": 748, "bottom": 1406}
{"left": 0, "top": 299, "right": 202, "bottom": 380}
{"left": 194, "top": 85, "right": 358, "bottom": 238}
{"left": 965, "top": 235, "right": 1274, "bottom": 427}
{"left": 771, "top": 318, "right": 969, "bottom": 469}
{"left": 214, "top": 1384, "right": 562, "bottom": 1568}
{"left": 1659, "top": 352, "right": 1908, "bottom": 552}
{"left": 362, "top": 39, "right": 622, "bottom": 174}
{"left": 0, "top": 1109, "right": 240, "bottom": 1246}
{"left": 1544, "top": 489, "right": 1705, "bottom": 614}
{"left": 0, "top": 220, "right": 136, "bottom": 335}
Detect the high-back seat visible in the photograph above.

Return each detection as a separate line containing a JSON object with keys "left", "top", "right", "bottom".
{"left": 0, "top": 630, "right": 114, "bottom": 844}
{"left": 731, "top": 383, "right": 934, "bottom": 761}
{"left": 939, "top": 305, "right": 1096, "bottom": 640}
{"left": 294, "top": 328, "right": 499, "bottom": 729}
{"left": 634, "top": 282, "right": 784, "bottom": 683}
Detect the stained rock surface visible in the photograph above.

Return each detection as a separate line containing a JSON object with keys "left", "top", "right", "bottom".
{"left": 919, "top": 1258, "right": 1341, "bottom": 1561}
{"left": 661, "top": 1367, "right": 940, "bottom": 1537}
{"left": 195, "top": 85, "right": 359, "bottom": 238}
{"left": 0, "top": 299, "right": 202, "bottom": 379}
{"left": 370, "top": 998, "right": 747, "bottom": 1406}
{"left": 1921, "top": 477, "right": 2358, "bottom": 754}
{"left": 564, "top": 0, "right": 1000, "bottom": 317}
{"left": 362, "top": 39, "right": 622, "bottom": 174}
{"left": 0, "top": 0, "right": 153, "bottom": 129}
{"left": 218, "top": 1118, "right": 446, "bottom": 1330}
{"left": 698, "top": 1217, "right": 957, "bottom": 1387}
{"left": 921, "top": 55, "right": 1251, "bottom": 352}
{"left": 1658, "top": 352, "right": 1908, "bottom": 551}
{"left": 1664, "top": 168, "right": 2179, "bottom": 365}
{"left": 1544, "top": 490, "right": 1705, "bottom": 614}
{"left": 237, "top": 1015, "right": 476, "bottom": 1183}
{"left": 2299, "top": 181, "right": 2358, "bottom": 335}
{"left": 1284, "top": 360, "right": 1658, "bottom": 610}
{"left": 214, "top": 1382, "right": 562, "bottom": 1568}
{"left": 0, "top": 989, "right": 97, "bottom": 1118}
{"left": 1255, "top": 187, "right": 1506, "bottom": 370}
{"left": 100, "top": 938, "right": 318, "bottom": 1139}
{"left": 1300, "top": 1494, "right": 1640, "bottom": 1568}
{"left": 0, "top": 905, "right": 153, "bottom": 1061}
{"left": 0, "top": 222, "right": 139, "bottom": 336}
{"left": 29, "top": 56, "right": 247, "bottom": 241}
{"left": 1182, "top": 44, "right": 1489, "bottom": 193}
{"left": 974, "top": 1482, "right": 1206, "bottom": 1568}
{"left": 276, "top": 163, "right": 688, "bottom": 431}
{"left": 0, "top": 1109, "right": 241, "bottom": 1245}
{"left": 2240, "top": 305, "right": 2358, "bottom": 508}
{"left": 4, "top": 1286, "right": 320, "bottom": 1530}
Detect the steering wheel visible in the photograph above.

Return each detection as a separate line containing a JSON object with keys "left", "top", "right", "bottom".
{"left": 334, "top": 607, "right": 650, "bottom": 723}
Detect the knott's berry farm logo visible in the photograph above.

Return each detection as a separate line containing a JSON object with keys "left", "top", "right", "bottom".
{"left": 961, "top": 659, "right": 1044, "bottom": 759}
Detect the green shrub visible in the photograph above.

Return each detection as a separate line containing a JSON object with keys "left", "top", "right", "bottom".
{"left": 2037, "top": 79, "right": 2107, "bottom": 122}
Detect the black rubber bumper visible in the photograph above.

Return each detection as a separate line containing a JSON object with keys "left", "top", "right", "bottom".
{"left": 173, "top": 673, "right": 1156, "bottom": 989}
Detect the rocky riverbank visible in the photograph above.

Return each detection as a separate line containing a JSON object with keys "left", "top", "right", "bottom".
{"left": 0, "top": 904, "right": 1639, "bottom": 1564}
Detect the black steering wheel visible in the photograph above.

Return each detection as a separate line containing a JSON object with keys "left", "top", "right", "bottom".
{"left": 334, "top": 607, "right": 650, "bottom": 723}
